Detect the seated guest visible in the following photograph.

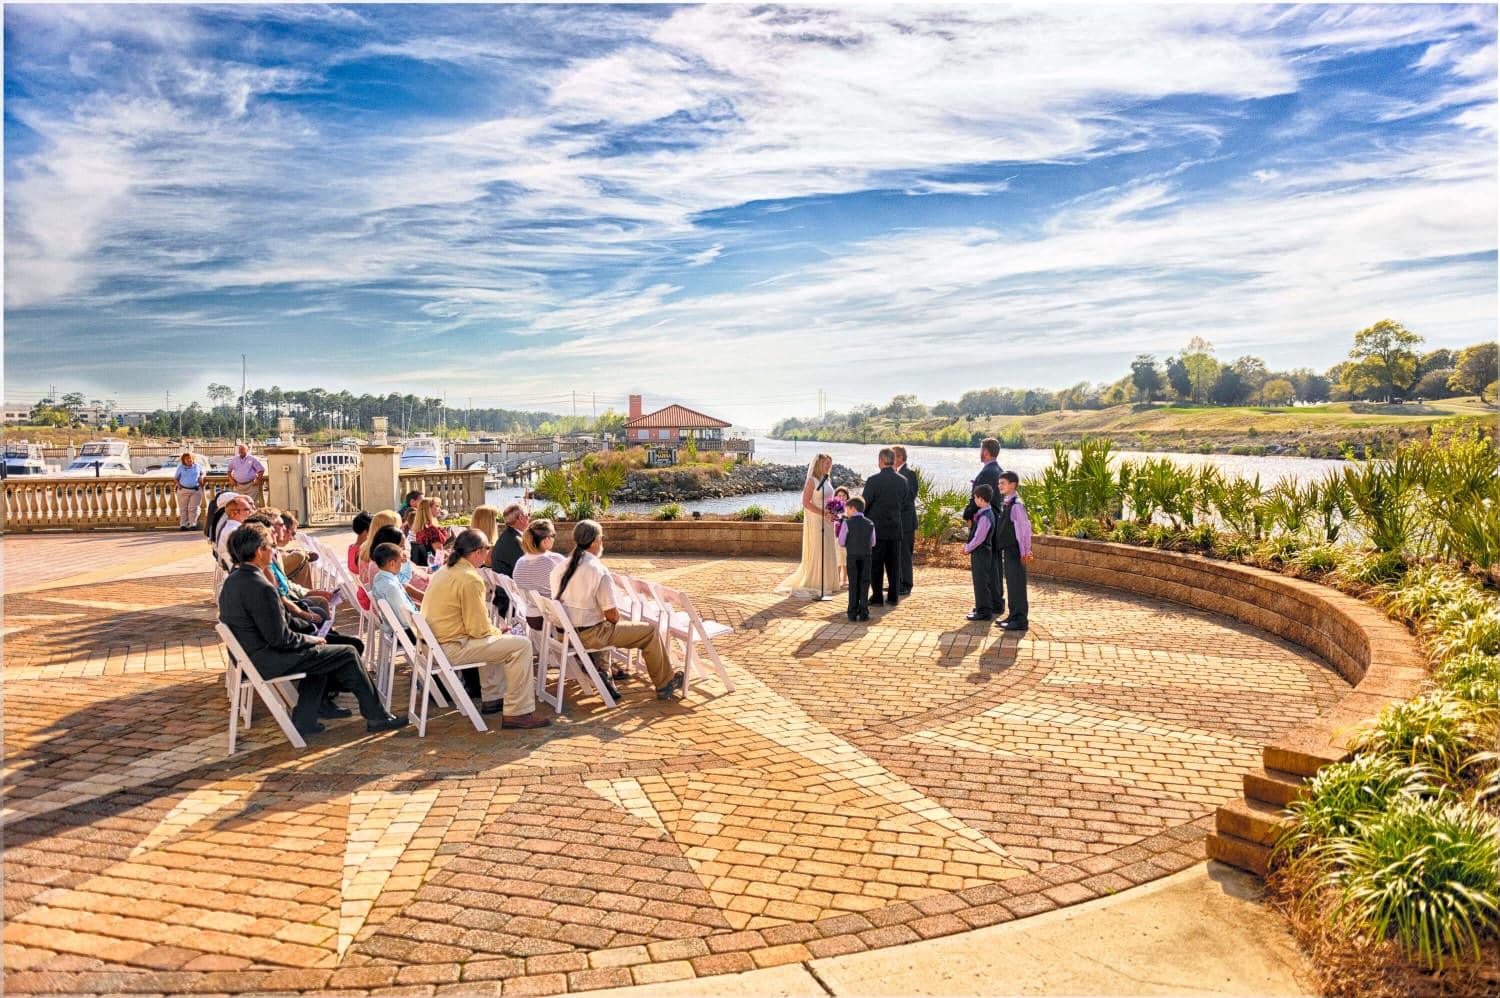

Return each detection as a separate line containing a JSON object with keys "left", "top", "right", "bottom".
{"left": 349, "top": 511, "right": 373, "bottom": 609}
{"left": 370, "top": 542, "right": 418, "bottom": 642}
{"left": 215, "top": 492, "right": 256, "bottom": 568}
{"left": 399, "top": 490, "right": 423, "bottom": 520}
{"left": 276, "top": 510, "right": 319, "bottom": 589}
{"left": 218, "top": 522, "right": 406, "bottom": 736}
{"left": 420, "top": 529, "right": 550, "bottom": 729}
{"left": 550, "top": 520, "right": 684, "bottom": 703}
{"left": 470, "top": 505, "right": 500, "bottom": 545}
{"left": 410, "top": 498, "right": 449, "bottom": 567}
{"left": 512, "top": 517, "right": 566, "bottom": 630}
{"left": 489, "top": 502, "right": 528, "bottom": 612}
{"left": 361, "top": 524, "right": 427, "bottom": 602}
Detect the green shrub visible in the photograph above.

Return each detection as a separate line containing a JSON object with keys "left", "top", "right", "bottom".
{"left": 1378, "top": 564, "right": 1477, "bottom": 623}
{"left": 1434, "top": 651, "right": 1500, "bottom": 710}
{"left": 1254, "top": 535, "right": 1303, "bottom": 567}
{"left": 1335, "top": 549, "right": 1407, "bottom": 587}
{"left": 1292, "top": 545, "right": 1340, "bottom": 575}
{"left": 1144, "top": 523, "right": 1176, "bottom": 548}
{"left": 1220, "top": 536, "right": 1254, "bottom": 560}
{"left": 737, "top": 505, "right": 769, "bottom": 521}
{"left": 1109, "top": 522, "right": 1143, "bottom": 544}
{"left": 1428, "top": 604, "right": 1500, "bottom": 660}
{"left": 1182, "top": 523, "right": 1217, "bottom": 552}
{"left": 1351, "top": 693, "right": 1489, "bottom": 784}
{"left": 1328, "top": 797, "right": 1499, "bottom": 967}
{"left": 654, "top": 503, "right": 685, "bottom": 521}
{"left": 1072, "top": 517, "right": 1105, "bottom": 540}
{"left": 1282, "top": 755, "right": 1436, "bottom": 853}
{"left": 792, "top": 509, "right": 804, "bottom": 523}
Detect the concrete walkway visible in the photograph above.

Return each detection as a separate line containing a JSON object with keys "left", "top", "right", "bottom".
{"left": 580, "top": 864, "right": 1313, "bottom": 996}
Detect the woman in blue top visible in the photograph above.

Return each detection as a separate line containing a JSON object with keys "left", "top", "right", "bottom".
{"left": 173, "top": 452, "right": 203, "bottom": 531}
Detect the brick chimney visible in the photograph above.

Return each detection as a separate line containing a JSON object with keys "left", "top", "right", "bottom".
{"left": 628, "top": 394, "right": 643, "bottom": 421}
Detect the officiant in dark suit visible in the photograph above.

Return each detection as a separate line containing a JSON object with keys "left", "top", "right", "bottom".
{"left": 860, "top": 448, "right": 907, "bottom": 607}
{"left": 962, "top": 438, "right": 1005, "bottom": 616}
{"left": 892, "top": 446, "right": 918, "bottom": 596}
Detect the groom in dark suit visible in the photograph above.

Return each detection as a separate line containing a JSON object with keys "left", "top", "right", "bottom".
{"left": 860, "top": 448, "right": 906, "bottom": 607}
{"left": 962, "top": 437, "right": 1005, "bottom": 616}
{"left": 892, "top": 446, "right": 918, "bottom": 596}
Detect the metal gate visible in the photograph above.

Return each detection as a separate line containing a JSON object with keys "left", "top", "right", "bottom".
{"left": 305, "top": 469, "right": 361, "bottom": 525}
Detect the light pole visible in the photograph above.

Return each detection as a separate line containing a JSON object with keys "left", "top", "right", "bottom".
{"left": 240, "top": 354, "right": 247, "bottom": 443}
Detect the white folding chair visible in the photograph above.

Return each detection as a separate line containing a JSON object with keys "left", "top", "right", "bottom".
{"left": 375, "top": 597, "right": 449, "bottom": 719}
{"left": 480, "top": 568, "right": 522, "bottom": 630}
{"left": 216, "top": 623, "right": 307, "bottom": 753}
{"left": 533, "top": 595, "right": 619, "bottom": 711}
{"left": 408, "top": 613, "right": 490, "bottom": 735}
{"left": 651, "top": 583, "right": 736, "bottom": 696}
{"left": 623, "top": 575, "right": 667, "bottom": 631}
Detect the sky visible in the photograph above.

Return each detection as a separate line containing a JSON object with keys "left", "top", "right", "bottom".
{"left": 4, "top": 3, "right": 1496, "bottom": 430}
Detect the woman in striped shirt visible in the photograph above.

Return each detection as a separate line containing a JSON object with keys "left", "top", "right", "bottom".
{"left": 511, "top": 518, "right": 566, "bottom": 631}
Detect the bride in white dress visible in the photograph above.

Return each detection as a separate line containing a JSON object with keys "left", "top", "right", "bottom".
{"left": 776, "top": 453, "right": 838, "bottom": 597}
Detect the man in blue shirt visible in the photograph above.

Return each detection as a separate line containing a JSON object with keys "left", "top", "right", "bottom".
{"left": 173, "top": 452, "right": 204, "bottom": 530}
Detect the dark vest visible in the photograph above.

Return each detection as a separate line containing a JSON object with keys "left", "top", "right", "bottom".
{"left": 972, "top": 506, "right": 997, "bottom": 551}
{"left": 994, "top": 498, "right": 1019, "bottom": 550}
{"left": 843, "top": 515, "right": 874, "bottom": 557}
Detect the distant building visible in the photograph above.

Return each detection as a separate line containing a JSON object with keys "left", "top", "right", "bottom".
{"left": 3, "top": 403, "right": 31, "bottom": 424}
{"left": 622, "top": 394, "right": 731, "bottom": 446}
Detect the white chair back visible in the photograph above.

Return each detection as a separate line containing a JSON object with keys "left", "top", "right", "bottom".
{"left": 215, "top": 622, "right": 307, "bottom": 753}
{"left": 652, "top": 583, "right": 735, "bottom": 696}
{"left": 407, "top": 612, "right": 489, "bottom": 734}
{"left": 533, "top": 595, "right": 618, "bottom": 710}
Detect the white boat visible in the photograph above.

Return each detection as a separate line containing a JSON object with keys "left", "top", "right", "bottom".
{"left": 143, "top": 453, "right": 221, "bottom": 477}
{"left": 58, "top": 440, "right": 134, "bottom": 477}
{"left": 399, "top": 435, "right": 444, "bottom": 470}
{"left": 2, "top": 440, "right": 49, "bottom": 478}
{"left": 311, "top": 448, "right": 362, "bottom": 474}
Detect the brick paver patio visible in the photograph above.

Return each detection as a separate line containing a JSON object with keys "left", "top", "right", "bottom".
{"left": 2, "top": 532, "right": 1348, "bottom": 995}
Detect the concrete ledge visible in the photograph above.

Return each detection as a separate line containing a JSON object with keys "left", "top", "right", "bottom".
{"left": 552, "top": 519, "right": 804, "bottom": 558}
{"left": 1028, "top": 536, "right": 1426, "bottom": 876}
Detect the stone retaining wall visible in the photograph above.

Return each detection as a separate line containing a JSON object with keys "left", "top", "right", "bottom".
{"left": 551, "top": 519, "right": 805, "bottom": 558}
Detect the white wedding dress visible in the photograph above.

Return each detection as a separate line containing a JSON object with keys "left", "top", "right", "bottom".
{"left": 776, "top": 467, "right": 837, "bottom": 597}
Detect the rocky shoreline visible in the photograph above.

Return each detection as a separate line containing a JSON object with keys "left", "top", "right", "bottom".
{"left": 614, "top": 462, "right": 864, "bottom": 504}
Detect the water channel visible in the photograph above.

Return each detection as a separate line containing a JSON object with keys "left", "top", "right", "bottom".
{"left": 485, "top": 438, "right": 1352, "bottom": 517}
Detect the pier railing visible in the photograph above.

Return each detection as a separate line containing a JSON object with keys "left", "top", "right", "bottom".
{"left": 398, "top": 468, "right": 487, "bottom": 516}
{"left": 2, "top": 474, "right": 267, "bottom": 533}
{"left": 305, "top": 469, "right": 362, "bottom": 526}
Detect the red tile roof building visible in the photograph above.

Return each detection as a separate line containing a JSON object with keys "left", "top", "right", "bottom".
{"left": 622, "top": 395, "right": 731, "bottom": 444}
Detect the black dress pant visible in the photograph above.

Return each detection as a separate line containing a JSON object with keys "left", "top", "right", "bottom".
{"left": 900, "top": 518, "right": 916, "bottom": 593}
{"left": 989, "top": 547, "right": 1005, "bottom": 615}
{"left": 970, "top": 548, "right": 1000, "bottom": 614}
{"left": 870, "top": 536, "right": 902, "bottom": 604}
{"left": 1000, "top": 546, "right": 1028, "bottom": 624}
{"left": 847, "top": 557, "right": 870, "bottom": 617}
{"left": 261, "top": 645, "right": 384, "bottom": 731}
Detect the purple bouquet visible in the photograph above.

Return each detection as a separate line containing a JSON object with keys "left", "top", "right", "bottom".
{"left": 825, "top": 495, "right": 846, "bottom": 518}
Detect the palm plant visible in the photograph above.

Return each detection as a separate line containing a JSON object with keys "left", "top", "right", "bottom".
{"left": 1307, "top": 473, "right": 1357, "bottom": 543}
{"left": 1211, "top": 474, "right": 1269, "bottom": 540}
{"left": 1343, "top": 449, "right": 1425, "bottom": 554}
{"left": 1264, "top": 475, "right": 1314, "bottom": 537}
{"left": 532, "top": 462, "right": 625, "bottom": 521}
{"left": 1074, "top": 437, "right": 1123, "bottom": 527}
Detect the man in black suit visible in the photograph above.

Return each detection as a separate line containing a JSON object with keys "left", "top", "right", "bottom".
{"left": 892, "top": 446, "right": 918, "bottom": 596}
{"left": 489, "top": 502, "right": 528, "bottom": 612}
{"left": 961, "top": 437, "right": 1005, "bottom": 616}
{"left": 859, "top": 448, "right": 906, "bottom": 607}
{"left": 218, "top": 522, "right": 407, "bottom": 737}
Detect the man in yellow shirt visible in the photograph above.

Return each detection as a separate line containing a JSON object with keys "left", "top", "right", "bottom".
{"left": 420, "top": 529, "right": 550, "bottom": 729}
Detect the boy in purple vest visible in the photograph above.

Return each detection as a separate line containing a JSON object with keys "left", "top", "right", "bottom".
{"left": 837, "top": 496, "right": 875, "bottom": 622}
{"left": 994, "top": 471, "right": 1034, "bottom": 631}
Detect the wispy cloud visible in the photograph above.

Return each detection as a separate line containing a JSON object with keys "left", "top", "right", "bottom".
{"left": 3, "top": 3, "right": 1494, "bottom": 424}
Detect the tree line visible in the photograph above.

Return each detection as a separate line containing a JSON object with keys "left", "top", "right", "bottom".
{"left": 26, "top": 387, "right": 570, "bottom": 440}
{"left": 772, "top": 322, "right": 1497, "bottom": 439}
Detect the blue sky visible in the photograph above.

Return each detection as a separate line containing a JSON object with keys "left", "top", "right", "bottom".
{"left": 4, "top": 3, "right": 1496, "bottom": 429}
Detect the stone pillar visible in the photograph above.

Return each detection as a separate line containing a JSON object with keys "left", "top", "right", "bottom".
{"left": 372, "top": 416, "right": 388, "bottom": 446}
{"left": 360, "top": 445, "right": 401, "bottom": 514}
{"left": 463, "top": 468, "right": 487, "bottom": 511}
{"left": 265, "top": 446, "right": 310, "bottom": 520}
{"left": 277, "top": 416, "right": 295, "bottom": 446}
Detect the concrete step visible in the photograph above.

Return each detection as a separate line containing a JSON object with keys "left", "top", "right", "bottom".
{"left": 1264, "top": 735, "right": 1347, "bottom": 778}
{"left": 1215, "top": 796, "right": 1290, "bottom": 848}
{"left": 1244, "top": 768, "right": 1309, "bottom": 808}
{"left": 1206, "top": 830, "right": 1271, "bottom": 877}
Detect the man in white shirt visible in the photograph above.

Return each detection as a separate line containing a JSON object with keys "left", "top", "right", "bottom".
{"left": 550, "top": 520, "right": 683, "bottom": 701}
{"left": 216, "top": 492, "right": 256, "bottom": 567}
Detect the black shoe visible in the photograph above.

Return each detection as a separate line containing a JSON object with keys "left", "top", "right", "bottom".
{"left": 900, "top": 589, "right": 913, "bottom": 596}
{"left": 610, "top": 667, "right": 630, "bottom": 681}
{"left": 318, "top": 700, "right": 352, "bottom": 718}
{"left": 870, "top": 599, "right": 885, "bottom": 606}
{"left": 366, "top": 713, "right": 410, "bottom": 733}
{"left": 998, "top": 619, "right": 1028, "bottom": 631}
{"left": 296, "top": 721, "right": 326, "bottom": 736}
{"left": 965, "top": 611, "right": 992, "bottom": 621}
{"left": 887, "top": 597, "right": 899, "bottom": 607}
{"left": 656, "top": 671, "right": 685, "bottom": 700}
{"left": 481, "top": 699, "right": 505, "bottom": 715}
{"left": 847, "top": 613, "right": 858, "bottom": 622}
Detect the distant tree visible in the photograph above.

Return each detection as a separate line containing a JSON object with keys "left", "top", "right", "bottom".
{"left": 1417, "top": 348, "right": 1456, "bottom": 377}
{"left": 1165, "top": 356, "right": 1192, "bottom": 399}
{"left": 1210, "top": 363, "right": 1247, "bottom": 406}
{"left": 1130, "top": 354, "right": 1162, "bottom": 402}
{"left": 931, "top": 400, "right": 960, "bottom": 417}
{"left": 883, "top": 393, "right": 925, "bottom": 428}
{"left": 1448, "top": 342, "right": 1498, "bottom": 396}
{"left": 1182, "top": 337, "right": 1218, "bottom": 403}
{"left": 593, "top": 409, "right": 626, "bottom": 437}
{"left": 1230, "top": 356, "right": 1270, "bottom": 397}
{"left": 1259, "top": 379, "right": 1296, "bottom": 406}
{"left": 1287, "top": 367, "right": 1331, "bottom": 404}
{"left": 1340, "top": 357, "right": 1391, "bottom": 401}
{"left": 1349, "top": 319, "right": 1423, "bottom": 401}
{"left": 60, "top": 392, "right": 86, "bottom": 413}
{"left": 1413, "top": 368, "right": 1455, "bottom": 400}
{"left": 958, "top": 387, "right": 1006, "bottom": 416}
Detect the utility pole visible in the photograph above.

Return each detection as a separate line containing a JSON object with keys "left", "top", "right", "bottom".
{"left": 591, "top": 392, "right": 597, "bottom": 422}
{"left": 177, "top": 403, "right": 183, "bottom": 437}
{"left": 571, "top": 390, "right": 577, "bottom": 417}
{"left": 240, "top": 354, "right": 247, "bottom": 443}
